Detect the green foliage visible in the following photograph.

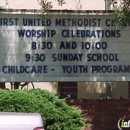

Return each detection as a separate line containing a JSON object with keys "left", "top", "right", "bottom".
{"left": 0, "top": 89, "right": 88, "bottom": 130}
{"left": 112, "top": 0, "right": 130, "bottom": 28}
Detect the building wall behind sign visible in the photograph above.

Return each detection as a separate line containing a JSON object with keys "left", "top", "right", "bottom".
{"left": 1, "top": 0, "right": 105, "bottom": 10}
{"left": 5, "top": 82, "right": 128, "bottom": 99}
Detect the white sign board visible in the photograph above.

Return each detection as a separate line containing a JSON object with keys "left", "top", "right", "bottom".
{"left": 0, "top": 11, "right": 129, "bottom": 81}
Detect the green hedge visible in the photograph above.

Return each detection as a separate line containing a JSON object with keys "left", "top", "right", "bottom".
{"left": 0, "top": 89, "right": 88, "bottom": 130}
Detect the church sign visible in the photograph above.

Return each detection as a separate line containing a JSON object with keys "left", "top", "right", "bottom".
{"left": 0, "top": 10, "right": 129, "bottom": 81}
